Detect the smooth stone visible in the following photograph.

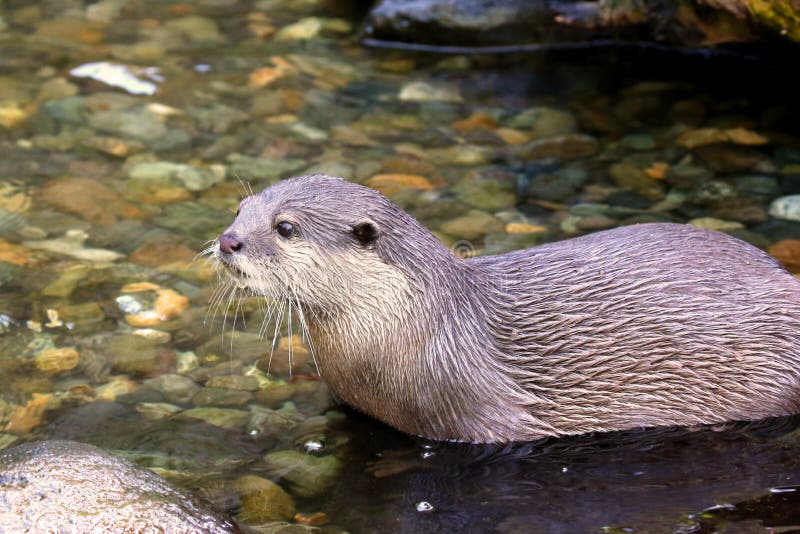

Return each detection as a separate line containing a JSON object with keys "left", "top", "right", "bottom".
{"left": 188, "top": 104, "right": 249, "bottom": 135}
{"left": 37, "top": 77, "right": 78, "bottom": 101}
{"left": 83, "top": 135, "right": 146, "bottom": 157}
{"left": 95, "top": 376, "right": 140, "bottom": 401}
{"left": 732, "top": 175, "right": 780, "bottom": 198}
{"left": 398, "top": 81, "right": 462, "bottom": 103}
{"left": 509, "top": 107, "right": 578, "bottom": 139}
{"left": 255, "top": 383, "right": 296, "bottom": 407}
{"left": 517, "top": 134, "right": 599, "bottom": 161}
{"left": 176, "top": 351, "right": 200, "bottom": 374}
{"left": 247, "top": 405, "right": 304, "bottom": 438}
{"left": 128, "top": 161, "right": 185, "bottom": 181}
{"left": 440, "top": 210, "right": 504, "bottom": 241}
{"left": 288, "top": 122, "right": 328, "bottom": 141}
{"left": 303, "top": 161, "right": 355, "bottom": 181}
{"left": 710, "top": 199, "right": 769, "bottom": 224}
{"left": 769, "top": 195, "right": 800, "bottom": 222}
{"left": 768, "top": 239, "right": 800, "bottom": 273}
{"left": 225, "top": 154, "right": 307, "bottom": 182}
{"left": 178, "top": 407, "right": 251, "bottom": 429}
{"left": 608, "top": 161, "right": 664, "bottom": 199}
{"left": 53, "top": 302, "right": 107, "bottom": 332}
{"left": 41, "top": 264, "right": 92, "bottom": 298}
{"left": 88, "top": 109, "right": 167, "bottom": 142}
{"left": 620, "top": 133, "right": 657, "bottom": 151}
{"left": 150, "top": 128, "right": 192, "bottom": 153}
{"left": 163, "top": 15, "right": 223, "bottom": 42}
{"left": 483, "top": 231, "right": 552, "bottom": 256}
{"left": 683, "top": 180, "right": 737, "bottom": 204}
{"left": 235, "top": 475, "right": 296, "bottom": 523}
{"left": 275, "top": 17, "right": 323, "bottom": 40}
{"left": 37, "top": 176, "right": 125, "bottom": 225}
{"left": 676, "top": 127, "right": 768, "bottom": 149}
{"left": 695, "top": 145, "right": 772, "bottom": 174}
{"left": 86, "top": 0, "right": 129, "bottom": 23}
{"left": 526, "top": 165, "right": 588, "bottom": 203}
{"left": 454, "top": 168, "right": 517, "bottom": 211}
{"left": 35, "top": 347, "right": 80, "bottom": 375}
{"left": 576, "top": 214, "right": 618, "bottom": 231}
{"left": 144, "top": 373, "right": 200, "bottom": 404}
{"left": 261, "top": 335, "right": 312, "bottom": 376}
{"left": 261, "top": 450, "right": 342, "bottom": 499}
{"left": 23, "top": 230, "right": 124, "bottom": 262}
{"left": 197, "top": 332, "right": 268, "bottom": 363}
{"left": 207, "top": 375, "right": 260, "bottom": 391}
{"left": 154, "top": 202, "right": 230, "bottom": 237}
{"left": 425, "top": 145, "right": 490, "bottom": 166}
{"left": 688, "top": 217, "right": 745, "bottom": 231}
{"left": 135, "top": 402, "right": 183, "bottom": 419}
{"left": 0, "top": 440, "right": 239, "bottom": 532}
{"left": 364, "top": 173, "right": 434, "bottom": 197}
{"left": 192, "top": 387, "right": 252, "bottom": 407}
{"left": 106, "top": 334, "right": 172, "bottom": 375}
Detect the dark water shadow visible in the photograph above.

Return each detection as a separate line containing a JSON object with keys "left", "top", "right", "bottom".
{"left": 324, "top": 412, "right": 800, "bottom": 533}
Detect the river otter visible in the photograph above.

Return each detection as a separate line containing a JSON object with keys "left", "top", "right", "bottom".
{"left": 214, "top": 174, "right": 800, "bottom": 443}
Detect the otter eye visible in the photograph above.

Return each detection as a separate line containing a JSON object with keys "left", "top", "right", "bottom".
{"left": 276, "top": 221, "right": 296, "bottom": 239}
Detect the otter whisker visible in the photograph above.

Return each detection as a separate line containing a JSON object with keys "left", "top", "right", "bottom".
{"left": 193, "top": 239, "right": 217, "bottom": 264}
{"left": 205, "top": 277, "right": 235, "bottom": 328}
{"left": 288, "top": 287, "right": 320, "bottom": 376}
{"left": 228, "top": 287, "right": 248, "bottom": 354}
{"left": 219, "top": 280, "right": 242, "bottom": 349}
{"left": 287, "top": 298, "right": 294, "bottom": 380}
{"left": 258, "top": 296, "right": 280, "bottom": 339}
{"left": 266, "top": 292, "right": 287, "bottom": 375}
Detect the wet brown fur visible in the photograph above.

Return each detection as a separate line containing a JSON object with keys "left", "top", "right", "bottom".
{"left": 215, "top": 174, "right": 800, "bottom": 443}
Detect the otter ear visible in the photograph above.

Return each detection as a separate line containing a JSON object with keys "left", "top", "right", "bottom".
{"left": 352, "top": 219, "right": 379, "bottom": 247}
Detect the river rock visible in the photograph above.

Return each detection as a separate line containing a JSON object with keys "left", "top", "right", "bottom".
{"left": 769, "top": 195, "right": 800, "bottom": 222}
{"left": 608, "top": 161, "right": 664, "bottom": 199}
{"left": 192, "top": 387, "right": 252, "bottom": 407}
{"left": 261, "top": 450, "right": 342, "bottom": 499}
{"left": 208, "top": 374, "right": 260, "bottom": 391}
{"left": 439, "top": 210, "right": 504, "bottom": 240}
{"left": 225, "top": 154, "right": 307, "bottom": 182}
{"left": 178, "top": 407, "right": 251, "bottom": 429}
{"left": 517, "top": 134, "right": 599, "bottom": 161}
{"left": 144, "top": 373, "right": 200, "bottom": 404}
{"left": 35, "top": 346, "right": 80, "bottom": 375}
{"left": 275, "top": 17, "right": 323, "bottom": 41}
{"left": 510, "top": 107, "right": 578, "bottom": 139}
{"left": 453, "top": 168, "right": 516, "bottom": 211}
{"left": 235, "top": 475, "right": 296, "bottom": 523}
{"left": 398, "top": 81, "right": 462, "bottom": 103}
{"left": 526, "top": 164, "right": 588, "bottom": 202}
{"left": 0, "top": 440, "right": 240, "bottom": 532}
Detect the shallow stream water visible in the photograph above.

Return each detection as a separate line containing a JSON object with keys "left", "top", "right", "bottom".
{"left": 3, "top": 1, "right": 800, "bottom": 532}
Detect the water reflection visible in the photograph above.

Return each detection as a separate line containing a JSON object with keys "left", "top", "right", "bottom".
{"left": 326, "top": 413, "right": 800, "bottom": 532}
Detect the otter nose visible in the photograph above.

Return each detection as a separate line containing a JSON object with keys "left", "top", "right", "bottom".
{"left": 219, "top": 232, "right": 243, "bottom": 254}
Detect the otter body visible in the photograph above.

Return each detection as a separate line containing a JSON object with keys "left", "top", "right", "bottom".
{"left": 216, "top": 175, "right": 800, "bottom": 443}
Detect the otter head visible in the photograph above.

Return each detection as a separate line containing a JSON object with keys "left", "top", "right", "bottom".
{"left": 214, "top": 174, "right": 452, "bottom": 313}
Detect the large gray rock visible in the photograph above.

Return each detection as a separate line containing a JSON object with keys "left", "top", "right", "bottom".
{"left": 364, "top": 0, "right": 800, "bottom": 49}
{"left": 0, "top": 440, "right": 241, "bottom": 533}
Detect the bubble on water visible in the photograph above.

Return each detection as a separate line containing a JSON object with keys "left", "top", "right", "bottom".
{"left": 116, "top": 295, "right": 143, "bottom": 314}
{"left": 415, "top": 501, "right": 434, "bottom": 513}
{"left": 304, "top": 440, "right": 324, "bottom": 453}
